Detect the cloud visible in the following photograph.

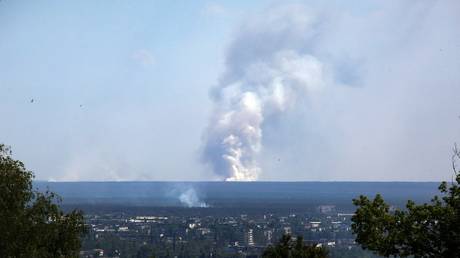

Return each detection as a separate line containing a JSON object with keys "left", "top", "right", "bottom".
{"left": 203, "top": 1, "right": 460, "bottom": 181}
{"left": 201, "top": 4, "right": 334, "bottom": 181}
{"left": 202, "top": 2, "right": 228, "bottom": 17}
{"left": 7, "top": 1, "right": 457, "bottom": 182}
{"left": 60, "top": 148, "right": 129, "bottom": 181}
{"left": 131, "top": 49, "right": 155, "bottom": 66}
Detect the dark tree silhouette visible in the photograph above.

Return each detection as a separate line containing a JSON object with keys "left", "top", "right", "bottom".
{"left": 0, "top": 144, "right": 86, "bottom": 257}
{"left": 263, "top": 234, "right": 328, "bottom": 258}
{"left": 352, "top": 147, "right": 460, "bottom": 257}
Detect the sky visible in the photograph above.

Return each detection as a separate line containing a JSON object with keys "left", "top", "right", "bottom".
{"left": 0, "top": 0, "right": 459, "bottom": 181}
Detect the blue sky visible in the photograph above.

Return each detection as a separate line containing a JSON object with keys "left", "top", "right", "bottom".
{"left": 1, "top": 1, "right": 459, "bottom": 181}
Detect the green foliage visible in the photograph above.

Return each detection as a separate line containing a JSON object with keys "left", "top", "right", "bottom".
{"left": 0, "top": 144, "right": 87, "bottom": 258}
{"left": 352, "top": 170, "right": 460, "bottom": 257}
{"left": 263, "top": 234, "right": 329, "bottom": 258}
{"left": 327, "top": 246, "right": 381, "bottom": 258}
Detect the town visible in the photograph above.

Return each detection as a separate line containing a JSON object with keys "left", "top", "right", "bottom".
{"left": 79, "top": 205, "right": 373, "bottom": 258}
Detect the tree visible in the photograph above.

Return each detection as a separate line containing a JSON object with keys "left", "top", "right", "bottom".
{"left": 0, "top": 144, "right": 86, "bottom": 258}
{"left": 263, "top": 234, "right": 329, "bottom": 258}
{"left": 351, "top": 147, "right": 460, "bottom": 257}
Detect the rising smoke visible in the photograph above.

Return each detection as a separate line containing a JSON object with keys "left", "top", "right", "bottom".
{"left": 168, "top": 184, "right": 209, "bottom": 208}
{"left": 202, "top": 5, "right": 328, "bottom": 181}
{"left": 179, "top": 187, "right": 208, "bottom": 208}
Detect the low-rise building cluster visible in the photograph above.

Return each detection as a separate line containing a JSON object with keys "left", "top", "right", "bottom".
{"left": 80, "top": 205, "right": 361, "bottom": 257}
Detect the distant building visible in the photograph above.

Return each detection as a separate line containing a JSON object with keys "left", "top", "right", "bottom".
{"left": 198, "top": 227, "right": 211, "bottom": 235}
{"left": 283, "top": 227, "right": 292, "bottom": 235}
{"left": 264, "top": 230, "right": 273, "bottom": 244}
{"left": 310, "top": 222, "right": 321, "bottom": 228}
{"left": 317, "top": 205, "right": 336, "bottom": 214}
{"left": 338, "top": 213, "right": 354, "bottom": 217}
{"left": 246, "top": 229, "right": 255, "bottom": 246}
{"left": 118, "top": 226, "right": 129, "bottom": 232}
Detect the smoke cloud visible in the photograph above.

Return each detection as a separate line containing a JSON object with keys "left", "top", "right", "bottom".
{"left": 179, "top": 187, "right": 208, "bottom": 208}
{"left": 202, "top": 5, "right": 328, "bottom": 181}
{"left": 168, "top": 184, "right": 208, "bottom": 208}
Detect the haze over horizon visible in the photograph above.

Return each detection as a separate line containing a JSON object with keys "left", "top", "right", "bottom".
{"left": 1, "top": 0, "right": 459, "bottom": 181}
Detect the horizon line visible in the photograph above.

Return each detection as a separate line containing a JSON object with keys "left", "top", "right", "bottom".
{"left": 34, "top": 180, "right": 442, "bottom": 183}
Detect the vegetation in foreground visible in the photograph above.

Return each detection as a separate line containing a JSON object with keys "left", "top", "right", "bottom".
{"left": 351, "top": 146, "right": 460, "bottom": 257}
{"left": 0, "top": 144, "right": 86, "bottom": 257}
{"left": 263, "top": 234, "right": 328, "bottom": 258}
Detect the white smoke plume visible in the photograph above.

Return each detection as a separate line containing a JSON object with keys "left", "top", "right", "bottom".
{"left": 179, "top": 187, "right": 208, "bottom": 208}
{"left": 202, "top": 5, "right": 328, "bottom": 181}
